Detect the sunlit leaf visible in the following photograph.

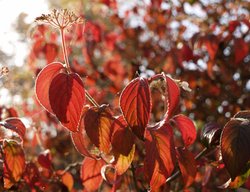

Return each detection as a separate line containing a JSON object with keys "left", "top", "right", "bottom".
{"left": 115, "top": 144, "right": 135, "bottom": 175}
{"left": 120, "top": 77, "right": 151, "bottom": 140}
{"left": 81, "top": 158, "right": 105, "bottom": 191}
{"left": 0, "top": 118, "right": 26, "bottom": 141}
{"left": 221, "top": 112, "right": 250, "bottom": 180}
{"left": 144, "top": 122, "right": 175, "bottom": 190}
{"left": 49, "top": 72, "right": 85, "bottom": 132}
{"left": 35, "top": 62, "right": 65, "bottom": 113}
{"left": 172, "top": 114, "right": 196, "bottom": 147}
{"left": 163, "top": 74, "right": 180, "bottom": 119}
{"left": 43, "top": 43, "right": 58, "bottom": 64}
{"left": 176, "top": 147, "right": 197, "bottom": 188}
{"left": 84, "top": 105, "right": 113, "bottom": 153}
{"left": 3, "top": 140, "right": 25, "bottom": 189}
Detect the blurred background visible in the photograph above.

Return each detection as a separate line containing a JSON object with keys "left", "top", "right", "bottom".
{"left": 0, "top": 0, "right": 249, "bottom": 190}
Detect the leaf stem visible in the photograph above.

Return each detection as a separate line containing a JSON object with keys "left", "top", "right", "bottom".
{"left": 166, "top": 147, "right": 209, "bottom": 183}
{"left": 60, "top": 28, "right": 71, "bottom": 73}
{"left": 85, "top": 90, "right": 100, "bottom": 107}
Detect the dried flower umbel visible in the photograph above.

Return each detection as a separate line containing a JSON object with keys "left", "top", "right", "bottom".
{"left": 35, "top": 9, "right": 84, "bottom": 29}
{"left": 0, "top": 66, "right": 9, "bottom": 78}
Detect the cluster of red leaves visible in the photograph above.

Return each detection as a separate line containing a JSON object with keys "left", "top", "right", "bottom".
{"left": 1, "top": 0, "right": 250, "bottom": 191}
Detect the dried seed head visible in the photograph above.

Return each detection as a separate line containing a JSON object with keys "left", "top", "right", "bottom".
{"left": 35, "top": 9, "right": 84, "bottom": 29}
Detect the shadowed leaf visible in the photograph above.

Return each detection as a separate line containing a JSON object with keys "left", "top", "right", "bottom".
{"left": 49, "top": 72, "right": 85, "bottom": 132}
{"left": 201, "top": 122, "right": 222, "bottom": 148}
{"left": 176, "top": 147, "right": 197, "bottom": 188}
{"left": 221, "top": 111, "right": 250, "bottom": 180}
{"left": 84, "top": 105, "right": 113, "bottom": 153}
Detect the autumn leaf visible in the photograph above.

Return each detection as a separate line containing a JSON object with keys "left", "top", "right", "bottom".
{"left": 163, "top": 74, "right": 180, "bottom": 119}
{"left": 176, "top": 147, "right": 197, "bottom": 188}
{"left": 81, "top": 158, "right": 105, "bottom": 191}
{"left": 37, "top": 149, "right": 52, "bottom": 170}
{"left": 220, "top": 111, "right": 250, "bottom": 180}
{"left": 120, "top": 77, "right": 151, "bottom": 140}
{"left": 0, "top": 118, "right": 26, "bottom": 141}
{"left": 171, "top": 114, "right": 196, "bottom": 147}
{"left": 144, "top": 122, "right": 175, "bottom": 190}
{"left": 49, "top": 72, "right": 85, "bottom": 132}
{"left": 35, "top": 62, "right": 65, "bottom": 114}
{"left": 3, "top": 140, "right": 25, "bottom": 189}
{"left": 84, "top": 105, "right": 113, "bottom": 153}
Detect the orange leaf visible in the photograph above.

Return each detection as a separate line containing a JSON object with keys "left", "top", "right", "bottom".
{"left": 84, "top": 105, "right": 113, "bottom": 153}
{"left": 57, "top": 170, "right": 74, "bottom": 191}
{"left": 81, "top": 158, "right": 105, "bottom": 191}
{"left": 3, "top": 140, "right": 25, "bottom": 189}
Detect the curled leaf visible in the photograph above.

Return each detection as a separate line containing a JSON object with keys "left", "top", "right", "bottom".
{"left": 201, "top": 122, "right": 222, "bottom": 148}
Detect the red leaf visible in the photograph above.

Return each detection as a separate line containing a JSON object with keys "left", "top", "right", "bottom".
{"left": 49, "top": 72, "right": 85, "bottom": 132}
{"left": 35, "top": 62, "right": 64, "bottom": 113}
{"left": 221, "top": 111, "right": 250, "bottom": 180}
{"left": 71, "top": 106, "right": 95, "bottom": 158}
{"left": 43, "top": 43, "right": 58, "bottom": 64}
{"left": 111, "top": 116, "right": 134, "bottom": 156}
{"left": 120, "top": 77, "right": 151, "bottom": 140}
{"left": 38, "top": 150, "right": 52, "bottom": 170}
{"left": 171, "top": 114, "right": 196, "bottom": 147}
{"left": 234, "top": 38, "right": 249, "bottom": 65}
{"left": 84, "top": 105, "right": 113, "bottom": 153}
{"left": 81, "top": 158, "right": 105, "bottom": 191}
{"left": 163, "top": 74, "right": 180, "bottom": 119}
{"left": 3, "top": 140, "right": 25, "bottom": 189}
{"left": 176, "top": 147, "right": 197, "bottom": 188}
{"left": 0, "top": 118, "right": 26, "bottom": 141}
{"left": 144, "top": 122, "right": 175, "bottom": 190}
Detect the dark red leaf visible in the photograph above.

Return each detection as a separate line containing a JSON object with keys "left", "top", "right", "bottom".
{"left": 0, "top": 118, "right": 26, "bottom": 141}
{"left": 172, "top": 114, "right": 196, "bottom": 147}
{"left": 203, "top": 35, "right": 218, "bottom": 60}
{"left": 144, "top": 122, "right": 175, "bottom": 190}
{"left": 163, "top": 74, "right": 180, "bottom": 119}
{"left": 201, "top": 122, "right": 222, "bottom": 148}
{"left": 221, "top": 111, "right": 250, "bottom": 179}
{"left": 3, "top": 140, "right": 25, "bottom": 189}
{"left": 49, "top": 72, "right": 85, "bottom": 132}
{"left": 120, "top": 77, "right": 151, "bottom": 140}
{"left": 81, "top": 158, "right": 105, "bottom": 191}
{"left": 234, "top": 38, "right": 249, "bottom": 65}
{"left": 84, "top": 105, "right": 113, "bottom": 153}
{"left": 111, "top": 116, "right": 134, "bottom": 156}
{"left": 176, "top": 147, "right": 197, "bottom": 188}
{"left": 35, "top": 62, "right": 65, "bottom": 113}
{"left": 38, "top": 150, "right": 52, "bottom": 170}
